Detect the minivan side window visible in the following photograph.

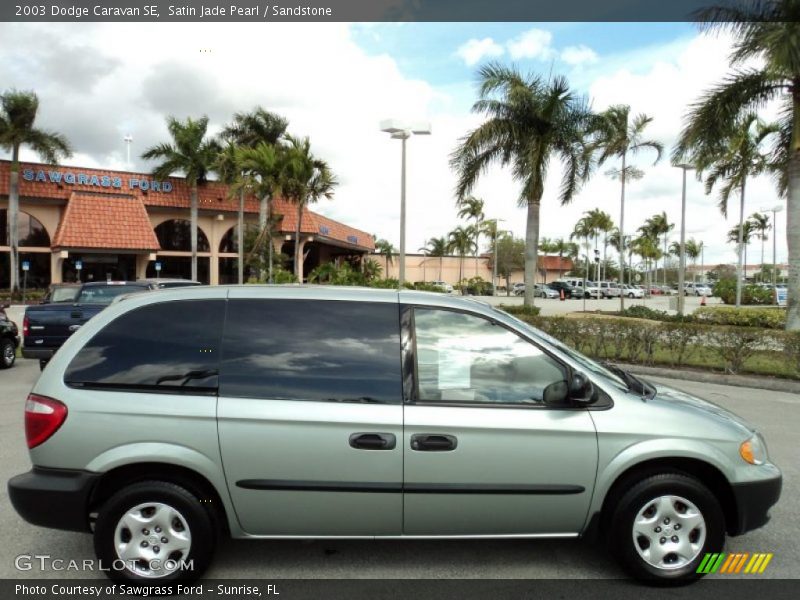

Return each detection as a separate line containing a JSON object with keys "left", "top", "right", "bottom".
{"left": 64, "top": 300, "right": 225, "bottom": 392}
{"left": 219, "top": 299, "right": 402, "bottom": 404}
{"left": 413, "top": 308, "right": 567, "bottom": 405}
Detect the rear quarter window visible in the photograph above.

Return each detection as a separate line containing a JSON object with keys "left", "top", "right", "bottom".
{"left": 64, "top": 300, "right": 224, "bottom": 392}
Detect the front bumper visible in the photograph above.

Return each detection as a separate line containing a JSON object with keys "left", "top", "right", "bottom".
{"left": 8, "top": 468, "right": 100, "bottom": 533}
{"left": 730, "top": 474, "right": 782, "bottom": 536}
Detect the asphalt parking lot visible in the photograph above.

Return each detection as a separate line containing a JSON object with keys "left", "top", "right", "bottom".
{"left": 0, "top": 358, "right": 796, "bottom": 580}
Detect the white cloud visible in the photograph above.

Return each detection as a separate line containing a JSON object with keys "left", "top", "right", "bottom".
{"left": 455, "top": 37, "right": 504, "bottom": 66}
{"left": 561, "top": 44, "right": 598, "bottom": 66}
{"left": 506, "top": 28, "right": 555, "bottom": 61}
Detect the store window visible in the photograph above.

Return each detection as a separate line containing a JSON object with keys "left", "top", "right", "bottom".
{"left": 0, "top": 209, "right": 51, "bottom": 247}
{"left": 154, "top": 219, "right": 210, "bottom": 252}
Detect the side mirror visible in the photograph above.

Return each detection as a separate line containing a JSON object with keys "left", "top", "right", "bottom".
{"left": 569, "top": 371, "right": 596, "bottom": 404}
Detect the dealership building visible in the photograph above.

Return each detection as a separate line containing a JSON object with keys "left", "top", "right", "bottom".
{"left": 0, "top": 160, "right": 374, "bottom": 287}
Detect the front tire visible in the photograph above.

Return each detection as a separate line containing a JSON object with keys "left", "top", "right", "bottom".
{"left": 609, "top": 473, "right": 724, "bottom": 584}
{"left": 94, "top": 481, "right": 216, "bottom": 584}
{"left": 0, "top": 338, "right": 15, "bottom": 369}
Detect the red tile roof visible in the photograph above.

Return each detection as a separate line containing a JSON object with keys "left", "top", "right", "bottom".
{"left": 0, "top": 160, "right": 374, "bottom": 251}
{"left": 540, "top": 256, "right": 573, "bottom": 271}
{"left": 53, "top": 193, "right": 160, "bottom": 251}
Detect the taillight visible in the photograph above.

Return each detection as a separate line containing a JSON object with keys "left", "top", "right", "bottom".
{"left": 25, "top": 394, "right": 68, "bottom": 449}
{"left": 23, "top": 315, "right": 29, "bottom": 337}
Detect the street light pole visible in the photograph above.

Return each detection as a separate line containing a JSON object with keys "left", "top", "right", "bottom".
{"left": 380, "top": 119, "right": 431, "bottom": 289}
{"left": 675, "top": 164, "right": 693, "bottom": 315}
{"left": 761, "top": 204, "right": 784, "bottom": 300}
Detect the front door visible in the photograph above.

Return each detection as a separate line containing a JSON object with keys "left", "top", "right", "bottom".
{"left": 402, "top": 306, "right": 598, "bottom": 536}
{"left": 217, "top": 297, "right": 404, "bottom": 536}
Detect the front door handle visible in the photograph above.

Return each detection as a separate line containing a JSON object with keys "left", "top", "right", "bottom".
{"left": 410, "top": 434, "right": 458, "bottom": 452}
{"left": 349, "top": 432, "right": 396, "bottom": 450}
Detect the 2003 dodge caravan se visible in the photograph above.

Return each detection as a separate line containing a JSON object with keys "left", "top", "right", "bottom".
{"left": 8, "top": 286, "right": 781, "bottom": 584}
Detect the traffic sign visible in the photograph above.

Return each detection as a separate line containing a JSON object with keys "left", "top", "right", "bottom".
{"left": 75, "top": 260, "right": 83, "bottom": 270}
{"left": 21, "top": 261, "right": 30, "bottom": 271}
{"left": 155, "top": 262, "right": 162, "bottom": 272}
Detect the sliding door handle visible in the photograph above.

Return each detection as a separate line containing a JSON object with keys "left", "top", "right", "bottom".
{"left": 349, "top": 433, "right": 396, "bottom": 450}
{"left": 410, "top": 434, "right": 458, "bottom": 451}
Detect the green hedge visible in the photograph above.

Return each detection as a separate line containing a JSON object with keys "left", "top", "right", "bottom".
{"left": 713, "top": 279, "right": 774, "bottom": 305}
{"left": 502, "top": 311, "right": 799, "bottom": 378}
{"left": 694, "top": 306, "right": 786, "bottom": 329}
{"left": 498, "top": 304, "right": 542, "bottom": 317}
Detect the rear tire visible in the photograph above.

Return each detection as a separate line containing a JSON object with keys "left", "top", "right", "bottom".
{"left": 0, "top": 338, "right": 15, "bottom": 369}
{"left": 94, "top": 480, "right": 216, "bottom": 584}
{"left": 609, "top": 473, "right": 724, "bottom": 585}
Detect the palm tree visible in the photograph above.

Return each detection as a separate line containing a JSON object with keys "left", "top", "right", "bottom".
{"left": 456, "top": 195, "right": 485, "bottom": 276}
{"left": 280, "top": 136, "right": 337, "bottom": 281}
{"left": 641, "top": 212, "right": 673, "bottom": 288}
{"left": 679, "top": 113, "right": 778, "bottom": 307}
{"left": 585, "top": 209, "right": 614, "bottom": 282}
{"left": 749, "top": 211, "right": 771, "bottom": 281}
{"left": 728, "top": 220, "right": 756, "bottom": 282}
{"left": 684, "top": 238, "right": 703, "bottom": 284}
{"left": 674, "top": 1, "right": 799, "bottom": 326}
{"left": 448, "top": 225, "right": 477, "bottom": 292}
{"left": 425, "top": 236, "right": 449, "bottom": 280}
{"left": 589, "top": 105, "right": 663, "bottom": 309}
{"left": 631, "top": 234, "right": 662, "bottom": 297}
{"left": 571, "top": 216, "right": 595, "bottom": 288}
{"left": 215, "top": 142, "right": 249, "bottom": 284}
{"left": 233, "top": 142, "right": 284, "bottom": 281}
{"left": 0, "top": 90, "right": 71, "bottom": 294}
{"left": 551, "top": 237, "right": 577, "bottom": 279}
{"left": 374, "top": 238, "right": 396, "bottom": 276}
{"left": 451, "top": 63, "right": 592, "bottom": 307}
{"left": 142, "top": 116, "right": 220, "bottom": 282}
{"left": 222, "top": 108, "right": 288, "bottom": 282}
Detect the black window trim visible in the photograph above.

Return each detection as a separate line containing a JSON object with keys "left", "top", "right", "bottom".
{"left": 402, "top": 303, "right": 612, "bottom": 411}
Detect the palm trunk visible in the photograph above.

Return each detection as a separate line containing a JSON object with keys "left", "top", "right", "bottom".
{"left": 8, "top": 145, "right": 20, "bottom": 294}
{"left": 238, "top": 188, "right": 244, "bottom": 285}
{"left": 259, "top": 195, "right": 268, "bottom": 281}
{"left": 190, "top": 182, "right": 198, "bottom": 282}
{"left": 787, "top": 129, "right": 800, "bottom": 328}
{"left": 523, "top": 197, "right": 541, "bottom": 308}
{"left": 736, "top": 178, "right": 746, "bottom": 308}
{"left": 266, "top": 196, "right": 275, "bottom": 283}
{"left": 439, "top": 256, "right": 442, "bottom": 281}
{"left": 619, "top": 153, "right": 627, "bottom": 311}
{"left": 294, "top": 202, "right": 303, "bottom": 282}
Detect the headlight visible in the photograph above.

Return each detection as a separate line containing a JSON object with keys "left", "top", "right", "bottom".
{"left": 739, "top": 434, "right": 768, "bottom": 465}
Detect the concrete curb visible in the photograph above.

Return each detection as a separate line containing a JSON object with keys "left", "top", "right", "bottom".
{"left": 615, "top": 363, "right": 800, "bottom": 394}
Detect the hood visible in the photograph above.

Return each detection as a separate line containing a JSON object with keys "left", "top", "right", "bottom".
{"left": 652, "top": 382, "right": 755, "bottom": 434}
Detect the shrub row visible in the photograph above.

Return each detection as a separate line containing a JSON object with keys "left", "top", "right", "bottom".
{"left": 621, "top": 304, "right": 787, "bottom": 330}
{"left": 505, "top": 312, "right": 800, "bottom": 377}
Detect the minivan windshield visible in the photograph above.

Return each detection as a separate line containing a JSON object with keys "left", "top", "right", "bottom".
{"left": 495, "top": 309, "right": 629, "bottom": 392}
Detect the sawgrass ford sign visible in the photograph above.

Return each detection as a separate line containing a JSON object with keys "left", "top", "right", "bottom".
{"left": 22, "top": 168, "right": 173, "bottom": 193}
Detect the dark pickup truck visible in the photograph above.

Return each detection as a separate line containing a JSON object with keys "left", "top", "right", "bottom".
{"left": 22, "top": 281, "right": 155, "bottom": 366}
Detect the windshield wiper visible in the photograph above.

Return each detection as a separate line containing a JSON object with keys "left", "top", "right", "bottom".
{"left": 603, "top": 363, "right": 656, "bottom": 399}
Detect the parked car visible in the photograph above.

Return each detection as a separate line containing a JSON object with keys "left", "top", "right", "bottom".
{"left": 40, "top": 283, "right": 81, "bottom": 304}
{"left": 137, "top": 278, "right": 202, "bottom": 289}
{"left": 22, "top": 281, "right": 155, "bottom": 368}
{"left": 648, "top": 286, "right": 663, "bottom": 295}
{"left": 7, "top": 287, "right": 781, "bottom": 584}
{"left": 549, "top": 280, "right": 577, "bottom": 299}
{"left": 1, "top": 302, "right": 19, "bottom": 369}
{"left": 684, "top": 283, "right": 713, "bottom": 297}
{"left": 534, "top": 284, "right": 559, "bottom": 299}
{"left": 431, "top": 280, "right": 453, "bottom": 294}
{"left": 620, "top": 284, "right": 644, "bottom": 299}
{"left": 512, "top": 282, "right": 525, "bottom": 296}
{"left": 597, "top": 282, "right": 622, "bottom": 298}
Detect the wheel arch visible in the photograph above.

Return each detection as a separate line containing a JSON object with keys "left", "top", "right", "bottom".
{"left": 88, "top": 462, "right": 232, "bottom": 536}
{"left": 592, "top": 457, "right": 737, "bottom": 538}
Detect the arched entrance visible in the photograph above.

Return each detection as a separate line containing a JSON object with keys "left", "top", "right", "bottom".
{"left": 146, "top": 219, "right": 211, "bottom": 283}
{"left": 0, "top": 208, "right": 52, "bottom": 289}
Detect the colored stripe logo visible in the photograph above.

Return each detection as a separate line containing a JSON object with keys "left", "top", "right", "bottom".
{"left": 697, "top": 552, "right": 773, "bottom": 574}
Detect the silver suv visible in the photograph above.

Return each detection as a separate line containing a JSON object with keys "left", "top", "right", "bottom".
{"left": 8, "top": 287, "right": 781, "bottom": 584}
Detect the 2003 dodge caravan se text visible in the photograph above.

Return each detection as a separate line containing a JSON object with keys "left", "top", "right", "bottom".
{"left": 8, "top": 286, "right": 781, "bottom": 584}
